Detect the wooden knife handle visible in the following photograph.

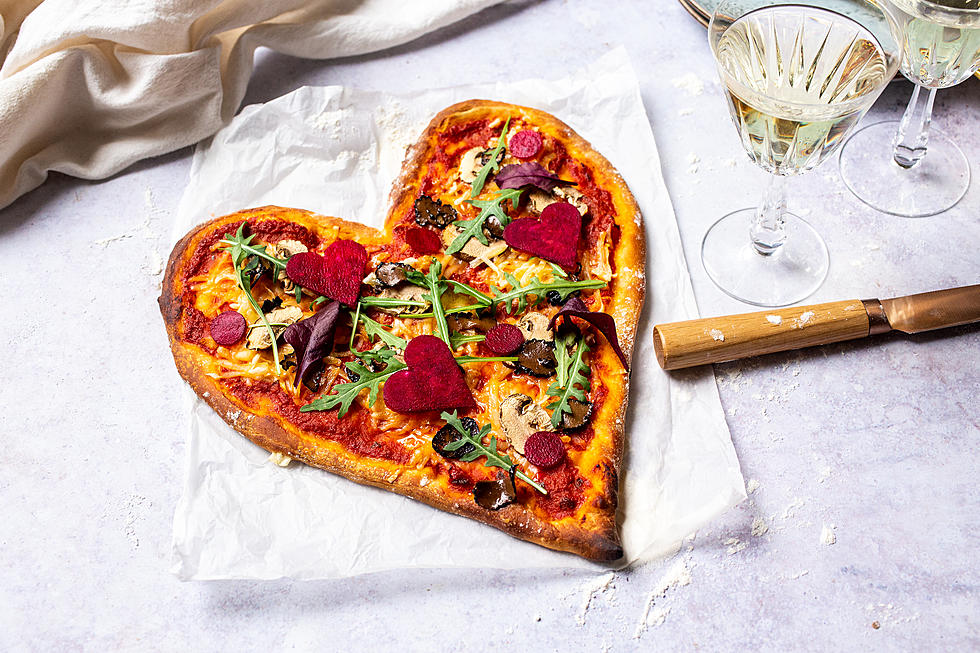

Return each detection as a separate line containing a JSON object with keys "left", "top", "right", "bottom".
{"left": 653, "top": 300, "right": 871, "bottom": 370}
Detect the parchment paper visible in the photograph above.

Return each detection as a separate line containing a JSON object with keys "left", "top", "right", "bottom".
{"left": 170, "top": 48, "right": 745, "bottom": 580}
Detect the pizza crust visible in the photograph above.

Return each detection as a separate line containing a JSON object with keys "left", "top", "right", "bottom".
{"left": 160, "top": 100, "right": 645, "bottom": 562}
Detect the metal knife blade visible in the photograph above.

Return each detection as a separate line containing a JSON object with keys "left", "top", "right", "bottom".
{"left": 878, "top": 284, "right": 980, "bottom": 334}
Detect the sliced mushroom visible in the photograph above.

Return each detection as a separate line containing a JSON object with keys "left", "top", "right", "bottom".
{"left": 441, "top": 224, "right": 508, "bottom": 265}
{"left": 447, "top": 312, "right": 496, "bottom": 334}
{"left": 375, "top": 262, "right": 412, "bottom": 288}
{"left": 459, "top": 146, "right": 505, "bottom": 184}
{"left": 273, "top": 240, "right": 308, "bottom": 258}
{"left": 273, "top": 240, "right": 308, "bottom": 290}
{"left": 432, "top": 417, "right": 478, "bottom": 459}
{"left": 526, "top": 186, "right": 589, "bottom": 217}
{"left": 517, "top": 312, "right": 554, "bottom": 342}
{"left": 499, "top": 394, "right": 552, "bottom": 455}
{"left": 515, "top": 339, "right": 558, "bottom": 377}
{"left": 554, "top": 186, "right": 589, "bottom": 215}
{"left": 473, "top": 472, "right": 517, "bottom": 511}
{"left": 246, "top": 305, "right": 304, "bottom": 350}
{"left": 374, "top": 283, "right": 429, "bottom": 315}
{"left": 414, "top": 195, "right": 457, "bottom": 228}
{"left": 560, "top": 398, "right": 593, "bottom": 430}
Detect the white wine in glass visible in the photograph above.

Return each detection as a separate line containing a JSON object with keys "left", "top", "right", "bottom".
{"left": 705, "top": 1, "right": 899, "bottom": 306}
{"left": 839, "top": 0, "right": 980, "bottom": 217}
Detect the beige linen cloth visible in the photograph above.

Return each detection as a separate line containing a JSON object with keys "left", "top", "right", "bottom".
{"left": 0, "top": 0, "right": 503, "bottom": 210}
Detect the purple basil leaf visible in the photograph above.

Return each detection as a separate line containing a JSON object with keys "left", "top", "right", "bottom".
{"left": 494, "top": 162, "right": 575, "bottom": 192}
{"left": 284, "top": 300, "right": 342, "bottom": 387}
{"left": 550, "top": 296, "right": 629, "bottom": 371}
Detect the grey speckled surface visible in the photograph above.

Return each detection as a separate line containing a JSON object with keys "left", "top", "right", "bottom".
{"left": 1, "top": 1, "right": 977, "bottom": 650}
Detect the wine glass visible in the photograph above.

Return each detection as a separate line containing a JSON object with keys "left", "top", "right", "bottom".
{"left": 705, "top": 0, "right": 900, "bottom": 306}
{"left": 839, "top": 0, "right": 980, "bottom": 217}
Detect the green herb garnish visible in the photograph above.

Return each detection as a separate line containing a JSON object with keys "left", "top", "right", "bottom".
{"left": 469, "top": 117, "right": 510, "bottom": 198}
{"left": 440, "top": 411, "right": 547, "bottom": 495}
{"left": 545, "top": 331, "right": 591, "bottom": 429}
{"left": 358, "top": 312, "right": 408, "bottom": 350}
{"left": 220, "top": 225, "right": 288, "bottom": 271}
{"left": 221, "top": 224, "right": 285, "bottom": 374}
{"left": 491, "top": 271, "right": 607, "bottom": 314}
{"left": 301, "top": 358, "right": 407, "bottom": 417}
{"left": 447, "top": 187, "right": 524, "bottom": 256}
{"left": 424, "top": 259, "right": 451, "bottom": 345}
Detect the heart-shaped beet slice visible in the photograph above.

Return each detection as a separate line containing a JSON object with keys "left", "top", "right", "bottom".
{"left": 382, "top": 335, "right": 477, "bottom": 413}
{"left": 405, "top": 227, "right": 442, "bottom": 255}
{"left": 523, "top": 431, "right": 565, "bottom": 469}
{"left": 484, "top": 324, "right": 524, "bottom": 355}
{"left": 509, "top": 130, "right": 543, "bottom": 159}
{"left": 285, "top": 239, "right": 368, "bottom": 306}
{"left": 210, "top": 310, "right": 247, "bottom": 346}
{"left": 503, "top": 201, "right": 581, "bottom": 271}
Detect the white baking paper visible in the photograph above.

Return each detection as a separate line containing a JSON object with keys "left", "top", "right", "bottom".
{"left": 170, "top": 48, "right": 745, "bottom": 579}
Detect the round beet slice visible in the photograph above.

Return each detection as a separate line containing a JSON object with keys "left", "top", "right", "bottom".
{"left": 524, "top": 431, "right": 565, "bottom": 469}
{"left": 509, "top": 130, "right": 543, "bottom": 159}
{"left": 210, "top": 310, "right": 247, "bottom": 346}
{"left": 406, "top": 226, "right": 442, "bottom": 255}
{"left": 484, "top": 324, "right": 524, "bottom": 355}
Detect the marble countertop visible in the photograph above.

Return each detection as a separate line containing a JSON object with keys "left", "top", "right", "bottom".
{"left": 2, "top": 1, "right": 977, "bottom": 650}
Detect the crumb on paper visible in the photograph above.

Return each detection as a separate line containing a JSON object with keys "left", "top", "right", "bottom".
{"left": 686, "top": 153, "right": 701, "bottom": 174}
{"left": 746, "top": 478, "right": 760, "bottom": 494}
{"left": 725, "top": 537, "right": 747, "bottom": 555}
{"left": 576, "top": 572, "right": 616, "bottom": 626}
{"left": 766, "top": 314, "right": 782, "bottom": 325}
{"left": 671, "top": 73, "right": 704, "bottom": 96}
{"left": 268, "top": 452, "right": 292, "bottom": 467}
{"left": 722, "top": 158, "right": 737, "bottom": 168}
{"left": 751, "top": 517, "right": 769, "bottom": 537}
{"left": 709, "top": 328, "right": 725, "bottom": 342}
{"left": 787, "top": 569, "right": 810, "bottom": 580}
{"left": 821, "top": 524, "right": 837, "bottom": 545}
{"left": 678, "top": 108, "right": 694, "bottom": 116}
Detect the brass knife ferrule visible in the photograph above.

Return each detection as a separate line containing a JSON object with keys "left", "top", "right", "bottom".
{"left": 862, "top": 299, "right": 892, "bottom": 336}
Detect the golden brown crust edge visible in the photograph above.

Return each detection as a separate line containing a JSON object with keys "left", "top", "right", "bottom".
{"left": 160, "top": 100, "right": 645, "bottom": 562}
{"left": 387, "top": 100, "right": 646, "bottom": 555}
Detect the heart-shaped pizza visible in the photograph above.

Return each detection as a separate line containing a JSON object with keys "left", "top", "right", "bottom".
{"left": 160, "top": 100, "right": 645, "bottom": 561}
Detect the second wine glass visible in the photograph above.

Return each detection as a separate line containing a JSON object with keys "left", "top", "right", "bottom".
{"left": 839, "top": 0, "right": 980, "bottom": 218}
{"left": 705, "top": 0, "right": 900, "bottom": 306}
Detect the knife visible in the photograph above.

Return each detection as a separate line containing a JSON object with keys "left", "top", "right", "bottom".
{"left": 653, "top": 285, "right": 980, "bottom": 371}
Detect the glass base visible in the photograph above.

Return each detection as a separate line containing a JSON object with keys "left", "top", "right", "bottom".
{"left": 701, "top": 209, "right": 829, "bottom": 307}
{"left": 839, "top": 120, "right": 971, "bottom": 218}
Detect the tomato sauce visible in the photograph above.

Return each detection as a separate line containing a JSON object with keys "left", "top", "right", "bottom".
{"left": 536, "top": 459, "right": 590, "bottom": 520}
{"left": 221, "top": 377, "right": 412, "bottom": 465}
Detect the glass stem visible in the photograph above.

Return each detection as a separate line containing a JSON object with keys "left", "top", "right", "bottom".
{"left": 751, "top": 173, "right": 788, "bottom": 256}
{"left": 892, "top": 85, "right": 937, "bottom": 170}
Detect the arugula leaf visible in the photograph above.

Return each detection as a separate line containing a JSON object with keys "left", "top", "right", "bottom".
{"left": 301, "top": 359, "right": 407, "bottom": 417}
{"left": 352, "top": 344, "right": 398, "bottom": 365}
{"left": 440, "top": 411, "right": 547, "bottom": 495}
{"left": 545, "top": 332, "right": 591, "bottom": 429}
{"left": 357, "top": 312, "right": 408, "bottom": 350}
{"left": 220, "top": 224, "right": 287, "bottom": 271}
{"left": 447, "top": 187, "right": 524, "bottom": 256}
{"left": 424, "top": 259, "right": 451, "bottom": 346}
{"left": 444, "top": 280, "right": 493, "bottom": 307}
{"left": 449, "top": 334, "right": 486, "bottom": 348}
{"left": 221, "top": 224, "right": 283, "bottom": 375}
{"left": 469, "top": 117, "right": 510, "bottom": 198}
{"left": 454, "top": 355, "right": 518, "bottom": 364}
{"left": 491, "top": 272, "right": 607, "bottom": 315}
